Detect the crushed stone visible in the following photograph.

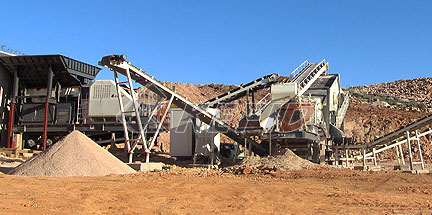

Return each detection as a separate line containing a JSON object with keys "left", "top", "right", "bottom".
{"left": 225, "top": 148, "right": 316, "bottom": 175}
{"left": 9, "top": 131, "right": 135, "bottom": 177}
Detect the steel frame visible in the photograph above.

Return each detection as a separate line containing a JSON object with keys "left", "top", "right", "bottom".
{"left": 100, "top": 55, "right": 268, "bottom": 159}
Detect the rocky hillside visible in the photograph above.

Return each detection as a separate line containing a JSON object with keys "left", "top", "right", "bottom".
{"left": 348, "top": 78, "right": 432, "bottom": 109}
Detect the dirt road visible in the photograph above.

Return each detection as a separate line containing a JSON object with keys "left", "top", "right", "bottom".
{"left": 1, "top": 167, "right": 431, "bottom": 214}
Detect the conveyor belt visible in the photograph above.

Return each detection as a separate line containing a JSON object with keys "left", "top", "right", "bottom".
{"left": 292, "top": 61, "right": 328, "bottom": 96}
{"left": 202, "top": 73, "right": 280, "bottom": 108}
{"left": 99, "top": 55, "right": 267, "bottom": 156}
{"left": 335, "top": 113, "right": 432, "bottom": 150}
{"left": 367, "top": 114, "right": 432, "bottom": 148}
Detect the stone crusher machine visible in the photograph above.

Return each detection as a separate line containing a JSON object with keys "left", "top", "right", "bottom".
{"left": 235, "top": 60, "right": 351, "bottom": 163}
{"left": 0, "top": 54, "right": 165, "bottom": 151}
{"left": 99, "top": 54, "right": 350, "bottom": 164}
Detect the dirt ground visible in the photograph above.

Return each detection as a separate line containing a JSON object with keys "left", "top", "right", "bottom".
{"left": 1, "top": 167, "right": 432, "bottom": 215}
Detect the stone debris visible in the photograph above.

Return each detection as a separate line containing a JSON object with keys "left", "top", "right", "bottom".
{"left": 225, "top": 149, "right": 316, "bottom": 175}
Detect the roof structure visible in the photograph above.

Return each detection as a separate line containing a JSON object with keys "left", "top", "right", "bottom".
{"left": 0, "top": 55, "right": 101, "bottom": 88}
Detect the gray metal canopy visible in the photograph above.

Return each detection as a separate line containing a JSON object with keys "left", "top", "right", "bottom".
{"left": 0, "top": 55, "right": 101, "bottom": 88}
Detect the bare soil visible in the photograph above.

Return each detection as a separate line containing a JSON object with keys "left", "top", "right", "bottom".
{"left": 1, "top": 167, "right": 432, "bottom": 215}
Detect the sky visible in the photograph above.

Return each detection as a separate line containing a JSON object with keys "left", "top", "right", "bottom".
{"left": 1, "top": 0, "right": 431, "bottom": 87}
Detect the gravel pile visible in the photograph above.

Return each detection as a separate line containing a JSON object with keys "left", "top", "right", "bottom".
{"left": 10, "top": 131, "right": 135, "bottom": 177}
{"left": 226, "top": 149, "right": 316, "bottom": 174}
{"left": 243, "top": 149, "right": 315, "bottom": 170}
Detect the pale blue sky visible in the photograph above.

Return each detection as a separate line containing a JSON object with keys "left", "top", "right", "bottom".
{"left": 1, "top": 0, "right": 431, "bottom": 87}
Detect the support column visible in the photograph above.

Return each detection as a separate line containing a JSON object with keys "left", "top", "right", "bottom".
{"left": 146, "top": 95, "right": 174, "bottom": 163}
{"left": 415, "top": 131, "right": 425, "bottom": 170}
{"left": 249, "top": 137, "right": 253, "bottom": 156}
{"left": 395, "top": 146, "right": 401, "bottom": 165}
{"left": 246, "top": 89, "right": 250, "bottom": 115}
{"left": 406, "top": 131, "right": 414, "bottom": 171}
{"left": 110, "top": 133, "right": 116, "bottom": 149}
{"left": 269, "top": 132, "right": 272, "bottom": 156}
{"left": 362, "top": 148, "right": 366, "bottom": 168}
{"left": 113, "top": 71, "right": 131, "bottom": 157}
{"left": 42, "top": 66, "right": 54, "bottom": 150}
{"left": 251, "top": 91, "right": 256, "bottom": 113}
{"left": 372, "top": 148, "right": 377, "bottom": 166}
{"left": 244, "top": 138, "right": 248, "bottom": 157}
{"left": 398, "top": 144, "right": 405, "bottom": 165}
{"left": 345, "top": 149, "right": 349, "bottom": 167}
{"left": 7, "top": 70, "right": 19, "bottom": 148}
{"left": 334, "top": 148, "right": 339, "bottom": 166}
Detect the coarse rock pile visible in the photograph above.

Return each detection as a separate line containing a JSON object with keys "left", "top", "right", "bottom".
{"left": 349, "top": 78, "right": 432, "bottom": 108}
{"left": 226, "top": 149, "right": 316, "bottom": 175}
{"left": 9, "top": 131, "right": 135, "bottom": 177}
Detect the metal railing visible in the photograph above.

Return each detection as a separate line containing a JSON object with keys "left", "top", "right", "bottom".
{"left": 253, "top": 93, "right": 271, "bottom": 115}
{"left": 290, "top": 60, "right": 309, "bottom": 81}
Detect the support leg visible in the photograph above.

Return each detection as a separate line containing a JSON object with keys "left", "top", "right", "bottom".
{"left": 415, "top": 131, "right": 425, "bottom": 170}
{"left": 113, "top": 71, "right": 131, "bottom": 158}
{"left": 362, "top": 148, "right": 366, "bottom": 168}
{"left": 42, "top": 66, "right": 54, "bottom": 150}
{"left": 244, "top": 138, "right": 248, "bottom": 157}
{"left": 345, "top": 149, "right": 349, "bottom": 167}
{"left": 269, "top": 133, "right": 272, "bottom": 156}
{"left": 110, "top": 133, "right": 116, "bottom": 149}
{"left": 395, "top": 146, "right": 401, "bottom": 165}
{"left": 398, "top": 144, "right": 405, "bottom": 165}
{"left": 372, "top": 148, "right": 377, "bottom": 166}
{"left": 8, "top": 70, "right": 19, "bottom": 148}
{"left": 406, "top": 131, "right": 414, "bottom": 171}
{"left": 7, "top": 102, "right": 15, "bottom": 148}
{"left": 42, "top": 101, "right": 49, "bottom": 150}
{"left": 129, "top": 152, "right": 134, "bottom": 163}
{"left": 334, "top": 148, "right": 339, "bottom": 166}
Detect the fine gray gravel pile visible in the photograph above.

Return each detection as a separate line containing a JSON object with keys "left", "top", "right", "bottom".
{"left": 9, "top": 131, "right": 135, "bottom": 177}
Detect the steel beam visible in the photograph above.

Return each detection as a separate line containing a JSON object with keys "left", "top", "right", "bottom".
{"left": 42, "top": 66, "right": 54, "bottom": 150}
{"left": 7, "top": 69, "right": 19, "bottom": 148}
